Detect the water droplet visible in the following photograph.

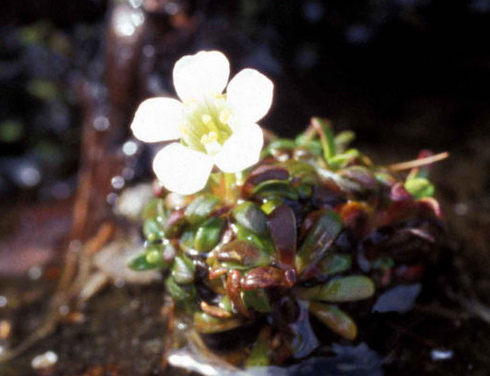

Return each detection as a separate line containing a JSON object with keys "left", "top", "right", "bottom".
{"left": 107, "top": 192, "right": 119, "bottom": 205}
{"left": 17, "top": 166, "right": 41, "bottom": 187}
{"left": 28, "top": 266, "right": 43, "bottom": 280}
{"left": 111, "top": 175, "right": 125, "bottom": 190}
{"left": 431, "top": 349, "right": 454, "bottom": 361}
{"left": 58, "top": 305, "right": 69, "bottom": 316}
{"left": 164, "top": 1, "right": 181, "bottom": 15}
{"left": 454, "top": 202, "right": 468, "bottom": 216}
{"left": 31, "top": 351, "right": 58, "bottom": 369}
{"left": 143, "top": 44, "right": 155, "bottom": 57}
{"left": 122, "top": 140, "right": 138, "bottom": 156}
{"left": 122, "top": 167, "right": 135, "bottom": 180}
{"left": 93, "top": 116, "right": 109, "bottom": 131}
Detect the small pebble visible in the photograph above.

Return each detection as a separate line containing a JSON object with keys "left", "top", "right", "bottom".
{"left": 31, "top": 350, "right": 58, "bottom": 369}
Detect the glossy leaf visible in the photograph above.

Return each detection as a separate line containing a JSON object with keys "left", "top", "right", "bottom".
{"left": 263, "top": 138, "right": 296, "bottom": 156}
{"left": 245, "top": 327, "right": 272, "bottom": 367}
{"left": 318, "top": 254, "right": 352, "bottom": 276}
{"left": 241, "top": 267, "right": 291, "bottom": 290}
{"left": 142, "top": 198, "right": 166, "bottom": 221}
{"left": 216, "top": 239, "right": 270, "bottom": 267}
{"left": 268, "top": 204, "right": 297, "bottom": 266}
{"left": 245, "top": 164, "right": 289, "bottom": 186}
{"left": 194, "top": 216, "right": 226, "bottom": 252}
{"left": 242, "top": 289, "right": 272, "bottom": 313}
{"left": 297, "top": 276, "right": 375, "bottom": 302}
{"left": 284, "top": 160, "right": 318, "bottom": 185}
{"left": 193, "top": 312, "right": 242, "bottom": 334}
{"left": 232, "top": 201, "right": 269, "bottom": 236}
{"left": 236, "top": 225, "right": 275, "bottom": 255}
{"left": 178, "top": 229, "right": 195, "bottom": 252}
{"left": 143, "top": 218, "right": 164, "bottom": 243}
{"left": 184, "top": 194, "right": 220, "bottom": 225}
{"left": 334, "top": 130, "right": 356, "bottom": 153}
{"left": 251, "top": 180, "right": 299, "bottom": 201}
{"left": 295, "top": 210, "right": 342, "bottom": 273}
{"left": 337, "top": 166, "right": 378, "bottom": 195}
{"left": 309, "top": 302, "right": 357, "bottom": 340}
{"left": 261, "top": 197, "right": 283, "bottom": 215}
{"left": 165, "top": 276, "right": 195, "bottom": 301}
{"left": 404, "top": 177, "right": 435, "bottom": 199}
{"left": 144, "top": 244, "right": 171, "bottom": 268}
{"left": 171, "top": 254, "right": 195, "bottom": 285}
{"left": 128, "top": 253, "right": 157, "bottom": 271}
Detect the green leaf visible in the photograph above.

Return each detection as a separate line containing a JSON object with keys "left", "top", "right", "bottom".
{"left": 171, "top": 254, "right": 195, "bottom": 284}
{"left": 144, "top": 244, "right": 170, "bottom": 268}
{"left": 179, "top": 229, "right": 195, "bottom": 252}
{"left": 232, "top": 201, "right": 269, "bottom": 236}
{"left": 143, "top": 218, "right": 164, "bottom": 243}
{"left": 216, "top": 239, "right": 270, "bottom": 267}
{"left": 309, "top": 302, "right": 357, "bottom": 340}
{"left": 128, "top": 253, "right": 157, "bottom": 271}
{"left": 194, "top": 216, "right": 226, "bottom": 252}
{"left": 242, "top": 289, "right": 272, "bottom": 313}
{"left": 318, "top": 254, "right": 352, "bottom": 275}
{"left": 184, "top": 194, "right": 220, "bottom": 225}
{"left": 283, "top": 160, "right": 318, "bottom": 185}
{"left": 263, "top": 138, "right": 297, "bottom": 157}
{"left": 251, "top": 180, "right": 299, "bottom": 201}
{"left": 404, "top": 177, "right": 435, "bottom": 199}
{"left": 260, "top": 198, "right": 283, "bottom": 215}
{"left": 142, "top": 198, "right": 166, "bottom": 221}
{"left": 295, "top": 210, "right": 342, "bottom": 273}
{"left": 297, "top": 276, "right": 375, "bottom": 302}
{"left": 193, "top": 312, "right": 242, "bottom": 334}
{"left": 334, "top": 130, "right": 356, "bottom": 153}
{"left": 165, "top": 276, "right": 195, "bottom": 301}
{"left": 313, "top": 117, "right": 336, "bottom": 162}
{"left": 236, "top": 225, "right": 275, "bottom": 255}
{"left": 245, "top": 329, "right": 271, "bottom": 367}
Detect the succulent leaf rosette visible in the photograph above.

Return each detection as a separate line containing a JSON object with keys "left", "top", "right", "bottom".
{"left": 129, "top": 51, "right": 445, "bottom": 369}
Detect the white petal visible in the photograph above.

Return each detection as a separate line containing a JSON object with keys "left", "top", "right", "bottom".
{"left": 152, "top": 143, "right": 213, "bottom": 195}
{"left": 173, "top": 51, "right": 230, "bottom": 102}
{"left": 131, "top": 98, "right": 183, "bottom": 142}
{"left": 226, "top": 68, "right": 274, "bottom": 124}
{"left": 214, "top": 123, "right": 263, "bottom": 173}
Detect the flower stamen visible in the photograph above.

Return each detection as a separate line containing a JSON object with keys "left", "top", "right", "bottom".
{"left": 201, "top": 132, "right": 221, "bottom": 155}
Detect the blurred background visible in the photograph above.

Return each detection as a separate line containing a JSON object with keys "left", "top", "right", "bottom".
{"left": 1, "top": 0, "right": 490, "bottom": 374}
{"left": 2, "top": 0, "right": 490, "bottom": 200}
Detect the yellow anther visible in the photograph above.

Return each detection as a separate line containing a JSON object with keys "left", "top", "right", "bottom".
{"left": 219, "top": 109, "right": 230, "bottom": 124}
{"left": 201, "top": 132, "right": 221, "bottom": 155}
{"left": 201, "top": 131, "right": 218, "bottom": 144}
{"left": 202, "top": 114, "right": 213, "bottom": 125}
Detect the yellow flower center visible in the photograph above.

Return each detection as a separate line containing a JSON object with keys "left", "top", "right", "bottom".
{"left": 179, "top": 94, "right": 232, "bottom": 154}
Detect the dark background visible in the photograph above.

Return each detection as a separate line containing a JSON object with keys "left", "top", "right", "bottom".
{"left": 1, "top": 1, "right": 490, "bottom": 375}
{"left": 1, "top": 0, "right": 490, "bottom": 199}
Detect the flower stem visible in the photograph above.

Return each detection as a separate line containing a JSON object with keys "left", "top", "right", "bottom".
{"left": 224, "top": 173, "right": 237, "bottom": 204}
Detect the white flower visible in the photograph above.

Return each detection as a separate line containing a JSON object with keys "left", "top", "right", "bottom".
{"left": 131, "top": 50, "right": 274, "bottom": 195}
